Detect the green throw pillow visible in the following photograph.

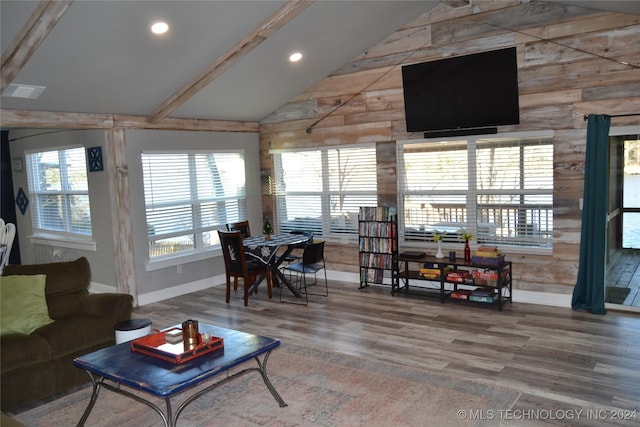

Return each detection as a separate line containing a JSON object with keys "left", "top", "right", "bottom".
{"left": 0, "top": 274, "right": 54, "bottom": 336}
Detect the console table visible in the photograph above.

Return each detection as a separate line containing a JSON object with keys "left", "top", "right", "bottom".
{"left": 396, "top": 253, "right": 512, "bottom": 310}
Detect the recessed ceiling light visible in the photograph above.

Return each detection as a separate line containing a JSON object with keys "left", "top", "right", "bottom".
{"left": 151, "top": 21, "right": 169, "bottom": 35}
{"left": 289, "top": 52, "right": 302, "bottom": 62}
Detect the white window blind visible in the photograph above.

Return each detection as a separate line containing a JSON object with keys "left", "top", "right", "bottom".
{"left": 142, "top": 151, "right": 246, "bottom": 260}
{"left": 25, "top": 147, "right": 92, "bottom": 235}
{"left": 398, "top": 133, "right": 553, "bottom": 249}
{"left": 273, "top": 145, "right": 378, "bottom": 237}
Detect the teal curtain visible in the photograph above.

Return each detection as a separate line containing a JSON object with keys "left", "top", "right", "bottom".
{"left": 572, "top": 114, "right": 610, "bottom": 314}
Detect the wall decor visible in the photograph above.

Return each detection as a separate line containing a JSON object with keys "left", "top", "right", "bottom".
{"left": 16, "top": 187, "right": 29, "bottom": 215}
{"left": 88, "top": 146, "right": 104, "bottom": 172}
{"left": 12, "top": 157, "right": 23, "bottom": 172}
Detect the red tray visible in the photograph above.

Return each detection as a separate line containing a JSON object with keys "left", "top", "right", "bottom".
{"left": 131, "top": 328, "right": 224, "bottom": 364}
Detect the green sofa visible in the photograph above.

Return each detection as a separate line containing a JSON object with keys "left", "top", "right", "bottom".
{"left": 1, "top": 257, "right": 133, "bottom": 412}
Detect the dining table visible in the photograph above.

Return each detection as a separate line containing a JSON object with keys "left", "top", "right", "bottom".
{"left": 243, "top": 233, "right": 310, "bottom": 298}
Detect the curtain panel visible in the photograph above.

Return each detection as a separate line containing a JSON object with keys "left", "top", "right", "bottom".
{"left": 571, "top": 114, "right": 611, "bottom": 314}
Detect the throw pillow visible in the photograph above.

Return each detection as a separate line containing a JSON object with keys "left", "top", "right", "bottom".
{"left": 0, "top": 274, "right": 54, "bottom": 335}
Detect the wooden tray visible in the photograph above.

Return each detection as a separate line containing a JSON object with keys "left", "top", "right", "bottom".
{"left": 131, "top": 328, "right": 224, "bottom": 364}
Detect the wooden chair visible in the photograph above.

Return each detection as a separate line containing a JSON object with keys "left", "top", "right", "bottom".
{"left": 217, "top": 230, "right": 271, "bottom": 306}
{"left": 0, "top": 219, "right": 16, "bottom": 273}
{"left": 226, "top": 221, "right": 251, "bottom": 239}
{"left": 282, "top": 240, "right": 328, "bottom": 305}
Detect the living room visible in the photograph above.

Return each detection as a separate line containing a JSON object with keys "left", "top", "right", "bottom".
{"left": 2, "top": 0, "right": 639, "bottom": 309}
{"left": 1, "top": 0, "right": 640, "bottom": 424}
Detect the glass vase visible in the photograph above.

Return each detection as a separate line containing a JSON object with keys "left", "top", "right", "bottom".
{"left": 464, "top": 239, "right": 471, "bottom": 263}
{"left": 435, "top": 240, "right": 444, "bottom": 258}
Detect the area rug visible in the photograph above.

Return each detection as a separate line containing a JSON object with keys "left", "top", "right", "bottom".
{"left": 606, "top": 286, "right": 631, "bottom": 304}
{"left": 11, "top": 344, "right": 520, "bottom": 427}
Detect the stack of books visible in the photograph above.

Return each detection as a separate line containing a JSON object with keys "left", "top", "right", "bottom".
{"left": 471, "top": 246, "right": 505, "bottom": 266}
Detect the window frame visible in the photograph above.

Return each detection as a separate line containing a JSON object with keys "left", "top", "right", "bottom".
{"left": 24, "top": 145, "right": 95, "bottom": 249}
{"left": 141, "top": 149, "right": 247, "bottom": 268}
{"left": 271, "top": 143, "right": 378, "bottom": 240}
{"left": 397, "top": 130, "right": 554, "bottom": 254}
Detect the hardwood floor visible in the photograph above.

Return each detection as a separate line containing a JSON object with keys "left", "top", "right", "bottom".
{"left": 135, "top": 280, "right": 640, "bottom": 423}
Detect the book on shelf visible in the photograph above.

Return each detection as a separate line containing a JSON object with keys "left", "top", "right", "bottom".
{"left": 477, "top": 245, "right": 499, "bottom": 252}
{"left": 474, "top": 250, "right": 502, "bottom": 258}
{"left": 471, "top": 286, "right": 495, "bottom": 297}
{"left": 360, "top": 267, "right": 386, "bottom": 284}
{"left": 469, "top": 294, "right": 495, "bottom": 303}
{"left": 450, "top": 289, "right": 473, "bottom": 300}
{"left": 474, "top": 245, "right": 501, "bottom": 258}
{"left": 359, "top": 206, "right": 397, "bottom": 222}
{"left": 446, "top": 271, "right": 471, "bottom": 283}
{"left": 359, "top": 253, "right": 394, "bottom": 269}
{"left": 471, "top": 255, "right": 505, "bottom": 266}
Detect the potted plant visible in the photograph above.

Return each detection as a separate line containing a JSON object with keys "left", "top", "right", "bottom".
{"left": 263, "top": 216, "right": 273, "bottom": 240}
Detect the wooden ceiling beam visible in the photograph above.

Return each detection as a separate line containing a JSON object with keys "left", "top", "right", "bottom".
{"left": 0, "top": 109, "right": 259, "bottom": 132}
{"left": 1, "top": 0, "right": 73, "bottom": 92}
{"left": 147, "top": 0, "right": 314, "bottom": 123}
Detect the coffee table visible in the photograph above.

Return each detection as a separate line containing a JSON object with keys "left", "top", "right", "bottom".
{"left": 73, "top": 324, "right": 286, "bottom": 427}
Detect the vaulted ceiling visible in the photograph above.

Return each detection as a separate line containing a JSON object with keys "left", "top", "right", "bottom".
{"left": 1, "top": 1, "right": 638, "bottom": 126}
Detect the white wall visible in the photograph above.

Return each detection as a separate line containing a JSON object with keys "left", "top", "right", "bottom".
{"left": 8, "top": 128, "right": 262, "bottom": 299}
{"left": 125, "top": 129, "right": 262, "bottom": 295}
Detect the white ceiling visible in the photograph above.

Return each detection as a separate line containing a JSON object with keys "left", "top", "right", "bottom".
{"left": 0, "top": 1, "right": 438, "bottom": 122}
{"left": 1, "top": 1, "right": 638, "bottom": 124}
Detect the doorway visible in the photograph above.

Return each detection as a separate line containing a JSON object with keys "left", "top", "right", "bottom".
{"left": 606, "top": 128, "right": 640, "bottom": 307}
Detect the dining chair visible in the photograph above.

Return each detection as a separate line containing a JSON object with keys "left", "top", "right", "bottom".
{"left": 281, "top": 230, "right": 314, "bottom": 264}
{"left": 281, "top": 240, "right": 328, "bottom": 305}
{"left": 0, "top": 219, "right": 16, "bottom": 273}
{"left": 217, "top": 230, "right": 272, "bottom": 306}
{"left": 226, "top": 221, "right": 251, "bottom": 239}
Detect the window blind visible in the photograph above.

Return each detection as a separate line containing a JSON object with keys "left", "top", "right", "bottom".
{"left": 273, "top": 145, "right": 377, "bottom": 237}
{"left": 142, "top": 151, "right": 246, "bottom": 259}
{"left": 398, "top": 133, "right": 553, "bottom": 249}
{"left": 25, "top": 147, "right": 92, "bottom": 235}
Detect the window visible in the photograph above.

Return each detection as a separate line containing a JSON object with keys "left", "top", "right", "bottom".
{"left": 25, "top": 147, "right": 92, "bottom": 236}
{"left": 398, "top": 132, "right": 553, "bottom": 250}
{"left": 272, "top": 145, "right": 377, "bottom": 237}
{"left": 142, "top": 151, "right": 246, "bottom": 260}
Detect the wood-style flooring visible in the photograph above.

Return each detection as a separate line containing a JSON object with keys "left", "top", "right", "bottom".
{"left": 135, "top": 279, "right": 640, "bottom": 424}
{"left": 607, "top": 250, "right": 640, "bottom": 307}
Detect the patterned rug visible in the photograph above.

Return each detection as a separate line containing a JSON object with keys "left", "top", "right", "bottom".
{"left": 10, "top": 344, "right": 520, "bottom": 427}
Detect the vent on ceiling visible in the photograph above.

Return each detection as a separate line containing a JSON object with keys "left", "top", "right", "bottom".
{"left": 2, "top": 83, "right": 46, "bottom": 99}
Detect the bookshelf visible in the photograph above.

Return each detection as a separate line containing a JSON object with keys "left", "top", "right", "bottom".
{"left": 358, "top": 207, "right": 398, "bottom": 289}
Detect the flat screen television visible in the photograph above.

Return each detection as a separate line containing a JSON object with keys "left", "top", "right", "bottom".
{"left": 401, "top": 47, "right": 520, "bottom": 134}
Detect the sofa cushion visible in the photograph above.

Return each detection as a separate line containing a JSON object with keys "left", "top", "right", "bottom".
{"left": 0, "top": 275, "right": 54, "bottom": 336}
{"left": 0, "top": 333, "right": 51, "bottom": 373}
{"left": 34, "top": 315, "right": 116, "bottom": 358}
{"left": 3, "top": 257, "right": 91, "bottom": 319}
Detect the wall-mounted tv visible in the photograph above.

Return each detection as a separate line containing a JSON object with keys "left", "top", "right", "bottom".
{"left": 401, "top": 47, "right": 520, "bottom": 135}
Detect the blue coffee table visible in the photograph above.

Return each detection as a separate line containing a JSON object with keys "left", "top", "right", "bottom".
{"left": 73, "top": 324, "right": 286, "bottom": 427}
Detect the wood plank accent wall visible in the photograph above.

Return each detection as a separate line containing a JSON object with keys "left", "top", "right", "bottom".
{"left": 259, "top": 1, "right": 640, "bottom": 294}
